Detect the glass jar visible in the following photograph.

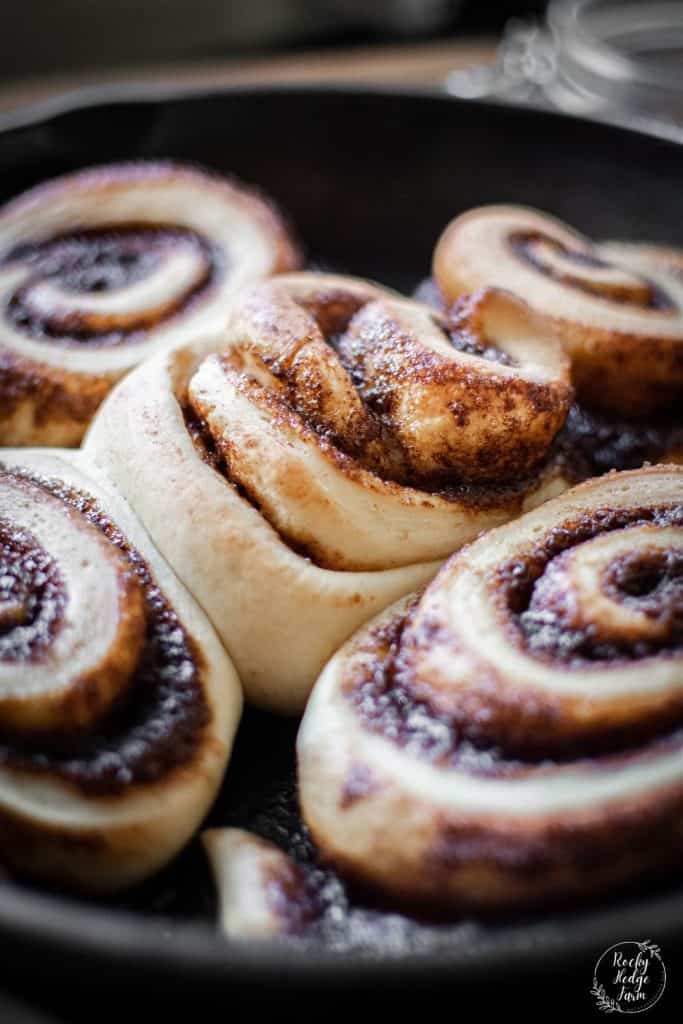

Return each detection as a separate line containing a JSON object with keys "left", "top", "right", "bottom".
{"left": 547, "top": 0, "right": 683, "bottom": 139}
{"left": 446, "top": 0, "right": 683, "bottom": 143}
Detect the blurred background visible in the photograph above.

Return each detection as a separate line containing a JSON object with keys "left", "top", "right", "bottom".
{"left": 1, "top": 2, "right": 683, "bottom": 140}
{"left": 1, "top": 2, "right": 545, "bottom": 77}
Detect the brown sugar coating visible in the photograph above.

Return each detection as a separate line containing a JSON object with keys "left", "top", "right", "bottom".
{"left": 413, "top": 273, "right": 683, "bottom": 479}
{"left": 178, "top": 276, "right": 573, "bottom": 575}
{"left": 185, "top": 274, "right": 571, "bottom": 518}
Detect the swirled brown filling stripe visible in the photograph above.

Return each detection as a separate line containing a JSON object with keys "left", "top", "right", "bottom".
{"left": 2, "top": 224, "right": 224, "bottom": 348}
{"left": 0, "top": 465, "right": 210, "bottom": 795}
{"left": 509, "top": 231, "right": 676, "bottom": 311}
{"left": 0, "top": 161, "right": 301, "bottom": 446}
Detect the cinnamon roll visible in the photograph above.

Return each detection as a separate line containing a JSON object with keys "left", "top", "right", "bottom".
{"left": 0, "top": 449, "right": 241, "bottom": 892}
{"left": 0, "top": 162, "right": 300, "bottom": 446}
{"left": 203, "top": 828, "right": 317, "bottom": 938}
{"left": 85, "top": 272, "right": 573, "bottom": 712}
{"left": 298, "top": 465, "right": 683, "bottom": 911}
{"left": 434, "top": 205, "right": 683, "bottom": 415}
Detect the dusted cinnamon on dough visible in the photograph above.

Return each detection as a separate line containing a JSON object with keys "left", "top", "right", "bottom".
{"left": 0, "top": 449, "right": 241, "bottom": 892}
{"left": 85, "top": 271, "right": 573, "bottom": 712}
{"left": 434, "top": 205, "right": 683, "bottom": 417}
{"left": 298, "top": 465, "right": 683, "bottom": 911}
{"left": 0, "top": 161, "right": 300, "bottom": 446}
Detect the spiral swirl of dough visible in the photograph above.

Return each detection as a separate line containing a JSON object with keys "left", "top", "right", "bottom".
{"left": 0, "top": 449, "right": 240, "bottom": 892}
{"left": 86, "top": 272, "right": 572, "bottom": 711}
{"left": 0, "top": 161, "right": 299, "bottom": 445}
{"left": 434, "top": 205, "right": 683, "bottom": 415}
{"left": 202, "top": 828, "right": 316, "bottom": 938}
{"left": 298, "top": 465, "right": 683, "bottom": 910}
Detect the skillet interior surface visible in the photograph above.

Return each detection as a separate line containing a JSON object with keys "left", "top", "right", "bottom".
{"left": 0, "top": 86, "right": 682, "bottom": 988}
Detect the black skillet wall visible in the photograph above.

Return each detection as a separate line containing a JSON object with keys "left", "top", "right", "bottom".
{"left": 0, "top": 90, "right": 681, "bottom": 294}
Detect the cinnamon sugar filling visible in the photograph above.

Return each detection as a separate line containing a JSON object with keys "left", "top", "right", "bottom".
{"left": 0, "top": 467, "right": 210, "bottom": 795}
{"left": 347, "top": 504, "right": 683, "bottom": 767}
{"left": 2, "top": 224, "right": 223, "bottom": 348}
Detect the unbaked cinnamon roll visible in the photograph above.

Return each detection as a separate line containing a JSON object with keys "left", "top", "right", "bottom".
{"left": 434, "top": 205, "right": 683, "bottom": 415}
{"left": 0, "top": 162, "right": 300, "bottom": 446}
{"left": 298, "top": 465, "right": 683, "bottom": 911}
{"left": 203, "top": 828, "right": 317, "bottom": 938}
{"left": 432, "top": 206, "right": 683, "bottom": 473}
{"left": 0, "top": 449, "right": 241, "bottom": 892}
{"left": 599, "top": 240, "right": 683, "bottom": 284}
{"left": 85, "top": 272, "right": 573, "bottom": 712}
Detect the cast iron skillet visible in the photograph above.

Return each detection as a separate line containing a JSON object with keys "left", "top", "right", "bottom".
{"left": 0, "top": 86, "right": 682, "bottom": 994}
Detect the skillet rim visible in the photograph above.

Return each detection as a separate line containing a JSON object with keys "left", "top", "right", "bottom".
{"left": 1, "top": 76, "right": 683, "bottom": 146}
{"left": 0, "top": 82, "right": 682, "bottom": 984}
{"left": 2, "top": 874, "right": 683, "bottom": 985}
